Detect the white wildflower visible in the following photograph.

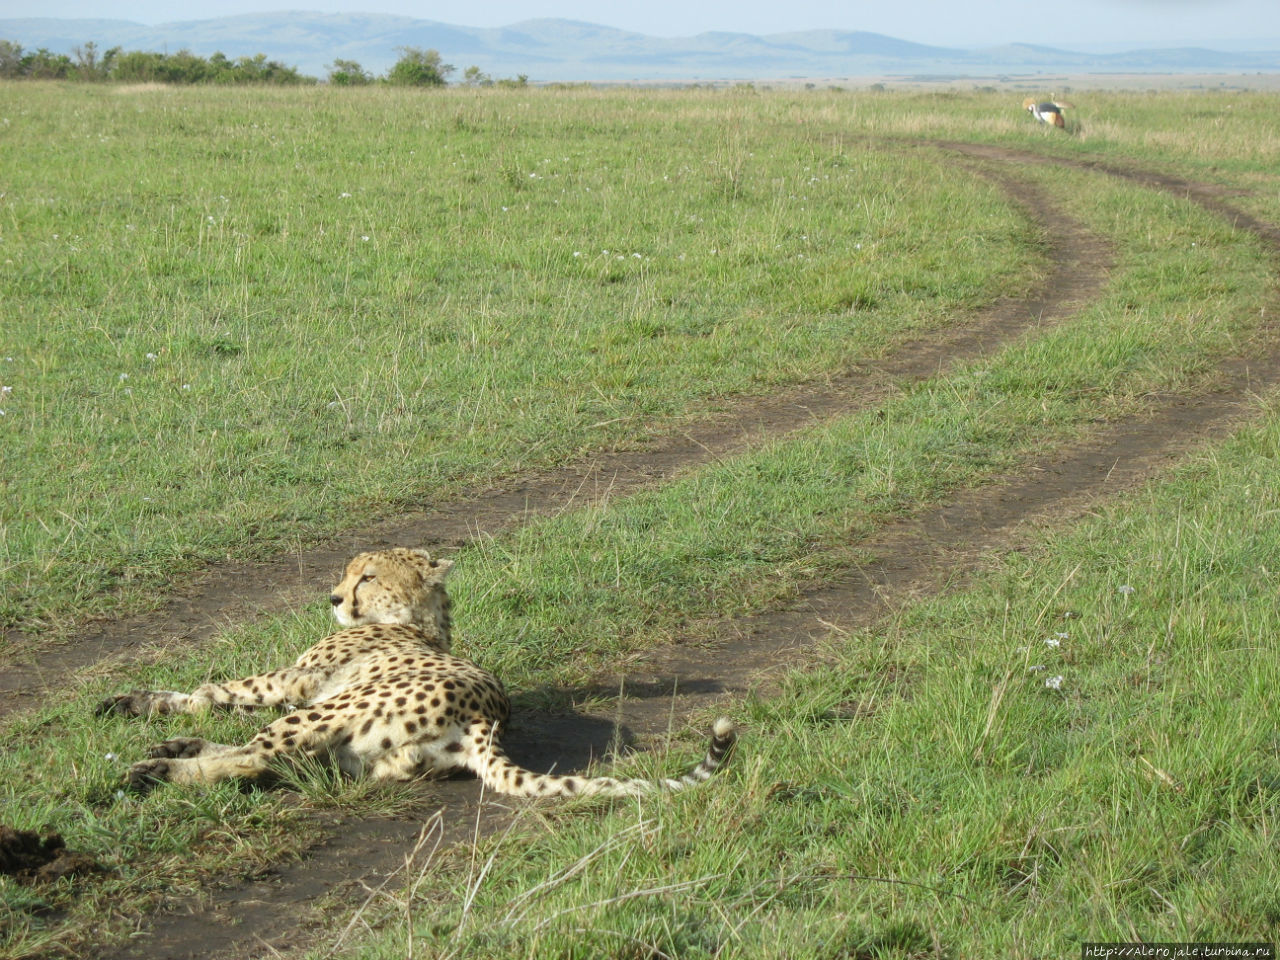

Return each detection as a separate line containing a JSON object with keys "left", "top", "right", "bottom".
{"left": 1044, "top": 636, "right": 1061, "bottom": 648}
{"left": 1119, "top": 584, "right": 1135, "bottom": 595}
{"left": 1045, "top": 675, "right": 1064, "bottom": 690}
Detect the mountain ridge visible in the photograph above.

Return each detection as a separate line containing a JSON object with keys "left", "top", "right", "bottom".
{"left": 2, "top": 13, "right": 1277, "bottom": 82}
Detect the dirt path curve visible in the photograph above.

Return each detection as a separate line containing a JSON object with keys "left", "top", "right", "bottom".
{"left": 1, "top": 163, "right": 1109, "bottom": 722}
{"left": 86, "top": 143, "right": 1280, "bottom": 960}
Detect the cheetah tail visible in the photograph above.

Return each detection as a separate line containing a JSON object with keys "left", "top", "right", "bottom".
{"left": 469, "top": 717, "right": 737, "bottom": 799}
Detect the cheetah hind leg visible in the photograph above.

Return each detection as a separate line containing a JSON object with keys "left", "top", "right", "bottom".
{"left": 126, "top": 744, "right": 278, "bottom": 793}
{"left": 126, "top": 709, "right": 356, "bottom": 793}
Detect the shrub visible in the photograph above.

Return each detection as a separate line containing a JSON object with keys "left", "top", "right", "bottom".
{"left": 385, "top": 46, "right": 453, "bottom": 87}
{"left": 327, "top": 58, "right": 372, "bottom": 85}
{"left": 0, "top": 39, "right": 314, "bottom": 84}
{"left": 462, "top": 64, "right": 493, "bottom": 86}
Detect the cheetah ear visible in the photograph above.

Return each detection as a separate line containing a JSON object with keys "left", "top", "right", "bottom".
{"left": 410, "top": 548, "right": 453, "bottom": 579}
{"left": 413, "top": 550, "right": 453, "bottom": 579}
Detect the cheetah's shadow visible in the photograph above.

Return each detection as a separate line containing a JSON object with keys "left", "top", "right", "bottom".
{"left": 500, "top": 675, "right": 727, "bottom": 775}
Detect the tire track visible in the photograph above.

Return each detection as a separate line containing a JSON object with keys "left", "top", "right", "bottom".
{"left": 1, "top": 166, "right": 1109, "bottom": 722}
{"left": 86, "top": 148, "right": 1280, "bottom": 960}
{"left": 95, "top": 384, "right": 1274, "bottom": 960}
{"left": 943, "top": 141, "right": 1280, "bottom": 246}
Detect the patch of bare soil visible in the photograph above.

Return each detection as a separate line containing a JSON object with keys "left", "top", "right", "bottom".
{"left": 30, "top": 145, "right": 1280, "bottom": 960}
{"left": 0, "top": 826, "right": 107, "bottom": 885}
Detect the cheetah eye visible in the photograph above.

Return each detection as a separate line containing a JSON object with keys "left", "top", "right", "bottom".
{"left": 361, "top": 573, "right": 376, "bottom": 583}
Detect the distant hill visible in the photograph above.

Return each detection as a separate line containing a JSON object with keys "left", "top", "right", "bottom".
{"left": 1, "top": 13, "right": 1277, "bottom": 82}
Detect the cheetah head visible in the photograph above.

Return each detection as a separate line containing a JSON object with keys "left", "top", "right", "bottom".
{"left": 330, "top": 548, "right": 454, "bottom": 643}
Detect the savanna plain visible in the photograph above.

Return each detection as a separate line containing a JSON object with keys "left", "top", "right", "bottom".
{"left": 1, "top": 82, "right": 1279, "bottom": 959}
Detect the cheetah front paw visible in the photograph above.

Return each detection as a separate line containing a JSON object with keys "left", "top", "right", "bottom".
{"left": 148, "top": 737, "right": 210, "bottom": 759}
{"left": 126, "top": 758, "right": 172, "bottom": 794}
{"left": 96, "top": 689, "right": 187, "bottom": 718}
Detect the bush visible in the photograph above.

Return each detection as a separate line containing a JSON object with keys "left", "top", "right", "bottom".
{"left": 19, "top": 46, "right": 73, "bottom": 79}
{"left": 0, "top": 38, "right": 313, "bottom": 84}
{"left": 0, "top": 39, "right": 23, "bottom": 78}
{"left": 462, "top": 64, "right": 493, "bottom": 87}
{"left": 462, "top": 65, "right": 528, "bottom": 88}
{"left": 385, "top": 46, "right": 453, "bottom": 87}
{"left": 327, "top": 59, "right": 372, "bottom": 85}
{"left": 72, "top": 41, "right": 119, "bottom": 81}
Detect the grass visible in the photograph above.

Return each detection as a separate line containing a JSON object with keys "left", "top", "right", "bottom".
{"left": 2, "top": 84, "right": 1280, "bottom": 959}
{"left": 0, "top": 83, "right": 1032, "bottom": 633}
{"left": 359, "top": 406, "right": 1280, "bottom": 959}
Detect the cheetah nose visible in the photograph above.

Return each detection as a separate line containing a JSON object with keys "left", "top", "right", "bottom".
{"left": 330, "top": 594, "right": 342, "bottom": 606}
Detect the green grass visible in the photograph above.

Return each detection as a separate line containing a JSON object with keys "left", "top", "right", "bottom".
{"left": 0, "top": 83, "right": 1033, "bottom": 632}
{"left": 844, "top": 88, "right": 1280, "bottom": 178}
{"left": 3, "top": 85, "right": 1280, "bottom": 959}
{"left": 359, "top": 406, "right": 1280, "bottom": 959}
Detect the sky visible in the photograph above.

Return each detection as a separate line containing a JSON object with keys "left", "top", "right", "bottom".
{"left": 2, "top": 0, "right": 1278, "bottom": 51}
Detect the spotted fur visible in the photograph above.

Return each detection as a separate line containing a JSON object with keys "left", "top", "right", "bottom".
{"left": 98, "top": 548, "right": 736, "bottom": 797}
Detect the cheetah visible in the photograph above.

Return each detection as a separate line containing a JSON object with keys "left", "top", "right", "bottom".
{"left": 97, "top": 548, "right": 736, "bottom": 797}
